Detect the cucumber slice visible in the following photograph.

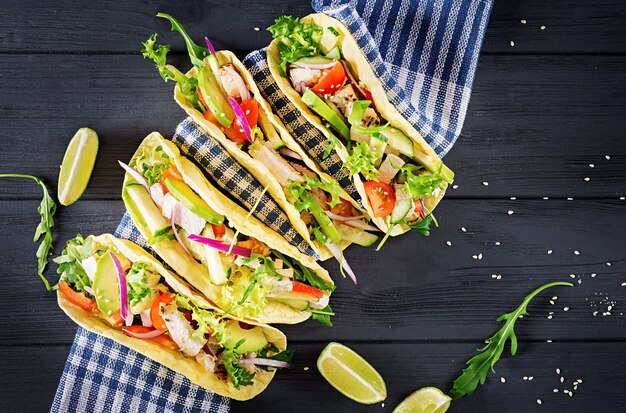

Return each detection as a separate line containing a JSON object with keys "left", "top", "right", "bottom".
{"left": 319, "top": 27, "right": 340, "bottom": 54}
{"left": 325, "top": 46, "right": 341, "bottom": 60}
{"left": 272, "top": 297, "right": 310, "bottom": 311}
{"left": 370, "top": 137, "right": 387, "bottom": 168}
{"left": 302, "top": 89, "right": 350, "bottom": 140}
{"left": 202, "top": 225, "right": 228, "bottom": 286}
{"left": 295, "top": 56, "right": 333, "bottom": 65}
{"left": 258, "top": 110, "right": 285, "bottom": 150}
{"left": 335, "top": 224, "right": 379, "bottom": 247}
{"left": 376, "top": 127, "right": 414, "bottom": 158}
{"left": 124, "top": 184, "right": 169, "bottom": 234}
{"left": 390, "top": 199, "right": 413, "bottom": 225}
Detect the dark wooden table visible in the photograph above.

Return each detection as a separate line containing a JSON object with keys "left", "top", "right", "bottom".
{"left": 1, "top": 1, "right": 625, "bottom": 412}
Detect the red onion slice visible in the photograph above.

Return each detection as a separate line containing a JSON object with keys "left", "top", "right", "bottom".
{"left": 240, "top": 357, "right": 290, "bottom": 369}
{"left": 418, "top": 198, "right": 426, "bottom": 219}
{"left": 123, "top": 328, "right": 166, "bottom": 339}
{"left": 222, "top": 65, "right": 251, "bottom": 101}
{"left": 343, "top": 220, "right": 382, "bottom": 232}
{"left": 188, "top": 233, "right": 252, "bottom": 257}
{"left": 325, "top": 211, "right": 365, "bottom": 222}
{"left": 227, "top": 97, "right": 252, "bottom": 142}
{"left": 109, "top": 251, "right": 130, "bottom": 319}
{"left": 326, "top": 241, "right": 357, "bottom": 285}
{"left": 278, "top": 147, "right": 303, "bottom": 161}
{"left": 205, "top": 37, "right": 216, "bottom": 56}
{"left": 118, "top": 160, "right": 150, "bottom": 193}
{"left": 292, "top": 60, "right": 338, "bottom": 70}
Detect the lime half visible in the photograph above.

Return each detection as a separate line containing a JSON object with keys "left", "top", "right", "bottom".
{"left": 317, "top": 342, "right": 387, "bottom": 404}
{"left": 393, "top": 387, "right": 451, "bottom": 413}
{"left": 58, "top": 127, "right": 99, "bottom": 206}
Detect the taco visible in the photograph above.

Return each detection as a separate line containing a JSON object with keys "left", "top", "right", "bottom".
{"left": 54, "top": 233, "right": 291, "bottom": 400}
{"left": 141, "top": 13, "right": 380, "bottom": 268}
{"left": 120, "top": 132, "right": 334, "bottom": 325}
{"left": 267, "top": 14, "right": 454, "bottom": 245}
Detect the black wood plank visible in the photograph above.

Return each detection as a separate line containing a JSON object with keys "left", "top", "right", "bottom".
{"left": 1, "top": 0, "right": 625, "bottom": 54}
{"left": 1, "top": 342, "right": 623, "bottom": 412}
{"left": 3, "top": 198, "right": 624, "bottom": 345}
{"left": 1, "top": 55, "right": 625, "bottom": 200}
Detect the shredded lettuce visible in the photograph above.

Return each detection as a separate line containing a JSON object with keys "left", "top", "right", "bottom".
{"left": 125, "top": 261, "right": 159, "bottom": 308}
{"left": 53, "top": 234, "right": 95, "bottom": 293}
{"left": 222, "top": 350, "right": 256, "bottom": 389}
{"left": 130, "top": 146, "right": 171, "bottom": 186}
{"left": 268, "top": 16, "right": 323, "bottom": 74}
{"left": 400, "top": 163, "right": 445, "bottom": 201}
{"left": 344, "top": 142, "right": 379, "bottom": 181}
{"left": 287, "top": 175, "right": 343, "bottom": 210}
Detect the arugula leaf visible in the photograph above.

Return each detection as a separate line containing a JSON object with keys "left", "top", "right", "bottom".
{"left": 343, "top": 142, "right": 379, "bottom": 181}
{"left": 272, "top": 251, "right": 335, "bottom": 292}
{"left": 0, "top": 174, "right": 57, "bottom": 290}
{"left": 405, "top": 214, "right": 434, "bottom": 236}
{"left": 322, "top": 132, "right": 339, "bottom": 159}
{"left": 448, "top": 281, "right": 574, "bottom": 400}
{"left": 156, "top": 13, "right": 210, "bottom": 67}
{"left": 222, "top": 350, "right": 256, "bottom": 389}
{"left": 53, "top": 234, "right": 93, "bottom": 293}
{"left": 311, "top": 304, "right": 334, "bottom": 327}
{"left": 268, "top": 16, "right": 323, "bottom": 74}
{"left": 400, "top": 163, "right": 445, "bottom": 201}
{"left": 287, "top": 175, "right": 342, "bottom": 211}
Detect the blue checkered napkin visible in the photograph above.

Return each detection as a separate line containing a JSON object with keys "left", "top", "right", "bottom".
{"left": 172, "top": 117, "right": 318, "bottom": 258}
{"left": 52, "top": 214, "right": 231, "bottom": 413}
{"left": 243, "top": 50, "right": 362, "bottom": 207}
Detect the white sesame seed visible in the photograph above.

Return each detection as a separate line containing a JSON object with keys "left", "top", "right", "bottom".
{"left": 461, "top": 227, "right": 467, "bottom": 232}
{"left": 521, "top": 19, "right": 527, "bottom": 24}
{"left": 472, "top": 255, "right": 478, "bottom": 259}
{"left": 567, "top": 197, "right": 574, "bottom": 201}
{"left": 593, "top": 311, "right": 598, "bottom": 316}
{"left": 543, "top": 197, "right": 549, "bottom": 200}
{"left": 553, "top": 389, "right": 559, "bottom": 393}
{"left": 245, "top": 109, "right": 250, "bottom": 115}
{"left": 563, "top": 389, "right": 568, "bottom": 393}
{"left": 564, "top": 307, "right": 570, "bottom": 311}
{"left": 547, "top": 315, "right": 553, "bottom": 319}
{"left": 574, "top": 250, "right": 580, "bottom": 255}
{"left": 452, "top": 184, "right": 459, "bottom": 189}
{"left": 577, "top": 379, "right": 583, "bottom": 383}
{"left": 537, "top": 399, "right": 542, "bottom": 405}
{"left": 568, "top": 391, "right": 573, "bottom": 397}
{"left": 620, "top": 197, "right": 625, "bottom": 200}
{"left": 556, "top": 368, "right": 561, "bottom": 374}
{"left": 492, "top": 274, "right": 498, "bottom": 279}
{"left": 497, "top": 275, "right": 502, "bottom": 280}
{"left": 254, "top": 27, "right": 260, "bottom": 31}
{"left": 547, "top": 250, "right": 553, "bottom": 254}
{"left": 549, "top": 311, "right": 554, "bottom": 314}
{"left": 578, "top": 279, "right": 582, "bottom": 285}
{"left": 584, "top": 177, "right": 590, "bottom": 182}
{"left": 605, "top": 155, "right": 611, "bottom": 160}
{"left": 478, "top": 253, "right": 483, "bottom": 260}
{"left": 303, "top": 366, "right": 309, "bottom": 371}
{"left": 606, "top": 262, "right": 612, "bottom": 266}
{"left": 528, "top": 376, "right": 534, "bottom": 380}
{"left": 446, "top": 241, "right": 452, "bottom": 246}
{"left": 550, "top": 300, "right": 555, "bottom": 305}
{"left": 561, "top": 377, "right": 565, "bottom": 383}
{"left": 621, "top": 283, "right": 626, "bottom": 287}
{"left": 495, "top": 241, "right": 501, "bottom": 245}
{"left": 541, "top": 25, "right": 546, "bottom": 30}
{"left": 569, "top": 274, "right": 576, "bottom": 279}
{"left": 501, "top": 377, "right": 506, "bottom": 383}
{"left": 482, "top": 181, "right": 489, "bottom": 186}
{"left": 523, "top": 376, "right": 528, "bottom": 380}
{"left": 547, "top": 340, "right": 552, "bottom": 343}
{"left": 508, "top": 210, "right": 514, "bottom": 215}
{"left": 319, "top": 89, "right": 325, "bottom": 92}
{"left": 552, "top": 296, "right": 558, "bottom": 300}
{"left": 510, "top": 196, "right": 517, "bottom": 200}
{"left": 589, "top": 163, "right": 595, "bottom": 168}
{"left": 608, "top": 305, "right": 613, "bottom": 311}
{"left": 382, "top": 403, "right": 385, "bottom": 408}
{"left": 591, "top": 273, "right": 597, "bottom": 278}
{"left": 239, "top": 129, "right": 244, "bottom": 133}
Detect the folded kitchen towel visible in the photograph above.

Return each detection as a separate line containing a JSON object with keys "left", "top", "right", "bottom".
{"left": 53, "top": 0, "right": 492, "bottom": 410}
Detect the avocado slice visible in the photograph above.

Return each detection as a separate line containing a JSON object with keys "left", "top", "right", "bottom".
{"left": 335, "top": 224, "right": 379, "bottom": 247}
{"left": 163, "top": 178, "right": 224, "bottom": 225}
{"left": 197, "top": 65, "right": 235, "bottom": 128}
{"left": 92, "top": 251, "right": 120, "bottom": 317}
{"left": 222, "top": 320, "right": 268, "bottom": 354}
{"left": 302, "top": 89, "right": 350, "bottom": 140}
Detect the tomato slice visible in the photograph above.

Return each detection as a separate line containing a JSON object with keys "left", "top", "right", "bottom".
{"left": 150, "top": 292, "right": 175, "bottom": 331}
{"left": 123, "top": 325, "right": 153, "bottom": 335}
{"left": 163, "top": 165, "right": 183, "bottom": 181}
{"left": 292, "top": 282, "right": 324, "bottom": 299}
{"left": 123, "top": 326, "right": 179, "bottom": 351}
{"left": 363, "top": 181, "right": 396, "bottom": 217}
{"left": 329, "top": 197, "right": 354, "bottom": 217}
{"left": 221, "top": 98, "right": 259, "bottom": 144}
{"left": 58, "top": 281, "right": 94, "bottom": 311}
{"left": 311, "top": 62, "right": 346, "bottom": 94}
{"left": 211, "top": 223, "right": 226, "bottom": 237}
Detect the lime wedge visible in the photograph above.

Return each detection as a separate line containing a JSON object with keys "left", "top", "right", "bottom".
{"left": 317, "top": 342, "right": 386, "bottom": 404}
{"left": 393, "top": 387, "right": 451, "bottom": 413}
{"left": 58, "top": 128, "right": 99, "bottom": 206}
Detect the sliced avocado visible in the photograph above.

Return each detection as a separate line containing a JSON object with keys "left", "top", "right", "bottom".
{"left": 92, "top": 251, "right": 120, "bottom": 317}
{"left": 369, "top": 136, "right": 387, "bottom": 168}
{"left": 123, "top": 184, "right": 169, "bottom": 234}
{"left": 302, "top": 89, "right": 350, "bottom": 140}
{"left": 375, "top": 127, "right": 414, "bottom": 158}
{"left": 163, "top": 178, "right": 224, "bottom": 225}
{"left": 319, "top": 26, "right": 340, "bottom": 54}
{"left": 223, "top": 320, "right": 268, "bottom": 354}
{"left": 300, "top": 190, "right": 342, "bottom": 245}
{"left": 197, "top": 65, "right": 234, "bottom": 128}
{"left": 325, "top": 46, "right": 341, "bottom": 60}
{"left": 258, "top": 110, "right": 285, "bottom": 150}
{"left": 294, "top": 56, "right": 333, "bottom": 65}
{"left": 272, "top": 297, "right": 310, "bottom": 311}
{"left": 335, "top": 224, "right": 379, "bottom": 247}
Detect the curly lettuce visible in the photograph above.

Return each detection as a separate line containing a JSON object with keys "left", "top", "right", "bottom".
{"left": 400, "top": 163, "right": 445, "bottom": 201}
{"left": 344, "top": 142, "right": 379, "bottom": 181}
{"left": 268, "top": 16, "right": 323, "bottom": 74}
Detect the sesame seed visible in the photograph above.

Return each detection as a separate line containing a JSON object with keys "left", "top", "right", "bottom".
{"left": 567, "top": 197, "right": 574, "bottom": 201}
{"left": 547, "top": 315, "right": 553, "bottom": 319}
{"left": 578, "top": 279, "right": 582, "bottom": 284}
{"left": 508, "top": 210, "right": 514, "bottom": 215}
{"left": 550, "top": 300, "right": 555, "bottom": 305}
{"left": 547, "top": 340, "right": 552, "bottom": 343}
{"left": 605, "top": 155, "right": 611, "bottom": 160}
{"left": 556, "top": 368, "right": 561, "bottom": 374}
{"left": 452, "top": 184, "right": 459, "bottom": 189}
{"left": 501, "top": 377, "right": 506, "bottom": 383}
{"left": 577, "top": 379, "right": 583, "bottom": 383}
{"left": 472, "top": 255, "right": 478, "bottom": 259}
{"left": 552, "top": 296, "right": 558, "bottom": 300}
{"left": 510, "top": 40, "right": 515, "bottom": 47}
{"left": 621, "top": 283, "right": 626, "bottom": 287}
{"left": 492, "top": 274, "right": 498, "bottom": 279}
{"left": 547, "top": 250, "right": 553, "bottom": 254}
{"left": 543, "top": 197, "right": 549, "bottom": 200}
{"left": 303, "top": 367, "right": 309, "bottom": 371}
{"left": 591, "top": 273, "right": 597, "bottom": 278}
{"left": 568, "top": 391, "right": 573, "bottom": 397}
{"left": 482, "top": 181, "right": 489, "bottom": 186}
{"left": 510, "top": 196, "right": 517, "bottom": 200}
{"left": 574, "top": 250, "right": 580, "bottom": 255}
{"left": 537, "top": 399, "right": 542, "bottom": 405}
{"left": 608, "top": 305, "right": 613, "bottom": 311}
{"left": 521, "top": 19, "right": 527, "bottom": 24}
{"left": 382, "top": 403, "right": 385, "bottom": 408}
{"left": 606, "top": 262, "right": 612, "bottom": 266}
{"left": 589, "top": 163, "right": 595, "bottom": 168}
{"left": 569, "top": 274, "right": 576, "bottom": 279}
{"left": 528, "top": 376, "right": 534, "bottom": 380}
{"left": 497, "top": 275, "right": 502, "bottom": 280}
{"left": 495, "top": 241, "right": 501, "bottom": 245}
{"left": 478, "top": 253, "right": 483, "bottom": 260}
{"left": 319, "top": 89, "right": 325, "bottom": 92}
{"left": 553, "top": 389, "right": 559, "bottom": 393}
{"left": 620, "top": 197, "right": 625, "bottom": 200}
{"left": 523, "top": 376, "right": 528, "bottom": 380}
{"left": 561, "top": 377, "right": 565, "bottom": 383}
{"left": 254, "top": 27, "right": 260, "bottom": 31}
{"left": 461, "top": 227, "right": 467, "bottom": 232}
{"left": 584, "top": 177, "right": 590, "bottom": 182}
{"left": 593, "top": 311, "right": 598, "bottom": 316}
{"left": 541, "top": 25, "right": 546, "bottom": 30}
{"left": 239, "top": 129, "right": 244, "bottom": 133}
{"left": 446, "top": 241, "right": 452, "bottom": 246}
{"left": 245, "top": 109, "right": 250, "bottom": 115}
{"left": 563, "top": 307, "right": 570, "bottom": 311}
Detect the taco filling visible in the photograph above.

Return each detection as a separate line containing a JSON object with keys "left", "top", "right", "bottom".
{"left": 54, "top": 234, "right": 292, "bottom": 389}
{"left": 268, "top": 16, "right": 454, "bottom": 245}
{"left": 120, "top": 141, "right": 334, "bottom": 324}
{"left": 141, "top": 14, "right": 380, "bottom": 273}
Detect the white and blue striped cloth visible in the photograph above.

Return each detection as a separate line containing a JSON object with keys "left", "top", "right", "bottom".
{"left": 52, "top": 1, "right": 491, "bottom": 411}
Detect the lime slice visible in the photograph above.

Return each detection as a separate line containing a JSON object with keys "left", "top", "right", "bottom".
{"left": 317, "top": 342, "right": 386, "bottom": 404}
{"left": 58, "top": 128, "right": 99, "bottom": 206}
{"left": 393, "top": 387, "right": 451, "bottom": 413}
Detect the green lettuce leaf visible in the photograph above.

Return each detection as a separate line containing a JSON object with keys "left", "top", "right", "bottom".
{"left": 268, "top": 16, "right": 323, "bottom": 74}
{"left": 344, "top": 142, "right": 379, "bottom": 181}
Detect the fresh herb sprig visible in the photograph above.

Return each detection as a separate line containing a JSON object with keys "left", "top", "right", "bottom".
{"left": 0, "top": 174, "right": 57, "bottom": 290}
{"left": 448, "top": 281, "right": 574, "bottom": 400}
